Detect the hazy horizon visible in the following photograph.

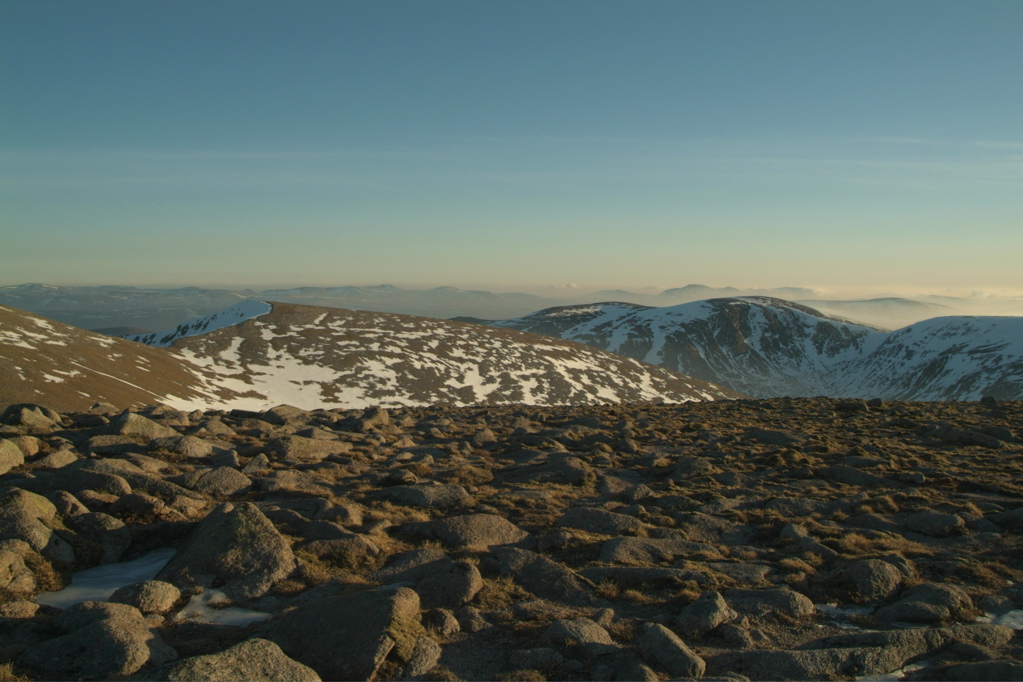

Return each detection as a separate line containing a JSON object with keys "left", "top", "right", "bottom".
{"left": 3, "top": 1, "right": 1020, "bottom": 294}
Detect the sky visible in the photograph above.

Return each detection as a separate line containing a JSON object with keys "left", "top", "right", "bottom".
{"left": 1, "top": 0, "right": 1021, "bottom": 297}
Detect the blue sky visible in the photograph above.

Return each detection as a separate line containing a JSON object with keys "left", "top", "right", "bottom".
{"left": 2, "top": 0, "right": 1021, "bottom": 295}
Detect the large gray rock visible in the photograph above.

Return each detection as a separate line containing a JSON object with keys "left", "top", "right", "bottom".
{"left": 0, "top": 439, "right": 25, "bottom": 475}
{"left": 370, "top": 549, "right": 482, "bottom": 609}
{"left": 725, "top": 588, "right": 815, "bottom": 619}
{"left": 0, "top": 487, "right": 75, "bottom": 563}
{"left": 676, "top": 590, "right": 738, "bottom": 637}
{"left": 875, "top": 582, "right": 975, "bottom": 624}
{"left": 492, "top": 547, "right": 599, "bottom": 606}
{"left": 113, "top": 412, "right": 179, "bottom": 439}
{"left": 266, "top": 586, "right": 424, "bottom": 681}
{"left": 110, "top": 580, "right": 181, "bottom": 614}
{"left": 844, "top": 558, "right": 904, "bottom": 602}
{"left": 382, "top": 484, "right": 474, "bottom": 509}
{"left": 144, "top": 638, "right": 321, "bottom": 681}
{"left": 599, "top": 537, "right": 717, "bottom": 564}
{"left": 264, "top": 435, "right": 351, "bottom": 464}
{"left": 421, "top": 513, "right": 529, "bottom": 549}
{"left": 17, "top": 600, "right": 175, "bottom": 680}
{"left": 157, "top": 502, "right": 296, "bottom": 600}
{"left": 556, "top": 507, "right": 645, "bottom": 535}
{"left": 638, "top": 623, "right": 705, "bottom": 678}
{"left": 904, "top": 510, "right": 966, "bottom": 537}
{"left": 68, "top": 511, "right": 131, "bottom": 563}
{"left": 174, "top": 467, "right": 252, "bottom": 496}
{"left": 542, "top": 617, "right": 614, "bottom": 646}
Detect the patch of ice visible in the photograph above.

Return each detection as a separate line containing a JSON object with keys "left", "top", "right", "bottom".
{"left": 174, "top": 588, "right": 271, "bottom": 627}
{"left": 976, "top": 609, "right": 1023, "bottom": 630}
{"left": 35, "top": 548, "right": 176, "bottom": 609}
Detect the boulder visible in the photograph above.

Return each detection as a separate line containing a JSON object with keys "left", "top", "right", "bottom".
{"left": 725, "top": 588, "right": 815, "bottom": 619}
{"left": 382, "top": 484, "right": 473, "bottom": 509}
{"left": 638, "top": 623, "right": 705, "bottom": 678}
{"left": 17, "top": 601, "right": 175, "bottom": 680}
{"left": 264, "top": 435, "right": 351, "bottom": 464}
{"left": 0, "top": 487, "right": 74, "bottom": 563}
{"left": 0, "top": 439, "right": 25, "bottom": 475}
{"left": 844, "top": 558, "right": 904, "bottom": 602}
{"left": 676, "top": 590, "right": 738, "bottom": 637}
{"left": 157, "top": 502, "right": 296, "bottom": 600}
{"left": 421, "top": 513, "right": 530, "bottom": 549}
{"left": 110, "top": 580, "right": 181, "bottom": 614}
{"left": 556, "top": 507, "right": 645, "bottom": 535}
{"left": 266, "top": 586, "right": 423, "bottom": 681}
{"left": 542, "top": 617, "right": 614, "bottom": 646}
{"left": 492, "top": 547, "right": 599, "bottom": 606}
{"left": 143, "top": 638, "right": 321, "bottom": 682}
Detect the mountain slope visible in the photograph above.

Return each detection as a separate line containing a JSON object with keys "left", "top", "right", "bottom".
{"left": 125, "top": 301, "right": 272, "bottom": 347}
{"left": 489, "top": 297, "right": 885, "bottom": 398}
{"left": 0, "top": 305, "right": 242, "bottom": 411}
{"left": 162, "top": 303, "right": 739, "bottom": 411}
{"left": 839, "top": 316, "right": 1023, "bottom": 401}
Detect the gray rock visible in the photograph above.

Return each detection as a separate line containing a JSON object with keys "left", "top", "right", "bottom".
{"left": 265, "top": 435, "right": 352, "bottom": 464}
{"left": 542, "top": 617, "right": 614, "bottom": 645}
{"left": 143, "top": 638, "right": 321, "bottom": 681}
{"left": 148, "top": 435, "right": 216, "bottom": 458}
{"left": 399, "top": 636, "right": 442, "bottom": 679}
{"left": 638, "top": 623, "right": 705, "bottom": 678}
{"left": 422, "top": 513, "right": 529, "bottom": 548}
{"left": 0, "top": 487, "right": 75, "bottom": 563}
{"left": 266, "top": 586, "right": 423, "bottom": 681}
{"left": 725, "top": 588, "right": 815, "bottom": 619}
{"left": 68, "top": 511, "right": 131, "bottom": 563}
{"left": 110, "top": 580, "right": 181, "bottom": 614}
{"left": 556, "top": 507, "right": 645, "bottom": 535}
{"left": 676, "top": 590, "right": 738, "bottom": 637}
{"left": 157, "top": 502, "right": 296, "bottom": 600}
{"left": 415, "top": 560, "right": 484, "bottom": 610}
{"left": 113, "top": 412, "right": 179, "bottom": 439}
{"left": 383, "top": 484, "right": 473, "bottom": 508}
{"left": 905, "top": 660, "right": 1023, "bottom": 681}
{"left": 706, "top": 647, "right": 910, "bottom": 681}
{"left": 0, "top": 439, "right": 25, "bottom": 475}
{"left": 844, "top": 558, "right": 904, "bottom": 602}
{"left": 875, "top": 582, "right": 974, "bottom": 624}
{"left": 599, "top": 536, "right": 717, "bottom": 564}
{"left": 18, "top": 601, "right": 175, "bottom": 680}
{"left": 492, "top": 547, "right": 599, "bottom": 606}
{"left": 0, "top": 549, "right": 35, "bottom": 592}
{"left": 905, "top": 510, "right": 966, "bottom": 537}
{"left": 174, "top": 467, "right": 252, "bottom": 496}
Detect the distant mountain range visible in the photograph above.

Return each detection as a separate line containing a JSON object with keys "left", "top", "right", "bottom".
{"left": 0, "top": 302, "right": 736, "bottom": 412}
{"left": 469, "top": 297, "right": 1023, "bottom": 401}
{"left": 6, "top": 282, "right": 1014, "bottom": 331}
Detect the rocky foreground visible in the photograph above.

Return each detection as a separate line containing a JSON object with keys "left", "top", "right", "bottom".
{"left": 1, "top": 398, "right": 1022, "bottom": 681}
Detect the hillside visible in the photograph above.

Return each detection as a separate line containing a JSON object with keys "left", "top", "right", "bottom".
{"left": 1, "top": 303, "right": 737, "bottom": 412}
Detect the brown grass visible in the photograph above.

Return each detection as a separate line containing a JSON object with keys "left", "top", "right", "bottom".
{"left": 496, "top": 670, "right": 546, "bottom": 682}
{"left": 0, "top": 662, "right": 31, "bottom": 682}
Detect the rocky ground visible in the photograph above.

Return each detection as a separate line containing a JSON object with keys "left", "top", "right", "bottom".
{"left": 1, "top": 397, "right": 1022, "bottom": 681}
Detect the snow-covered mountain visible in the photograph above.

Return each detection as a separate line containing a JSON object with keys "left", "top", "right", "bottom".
{"left": 0, "top": 304, "right": 245, "bottom": 411}
{"left": 478, "top": 298, "right": 1023, "bottom": 401}
{"left": 1, "top": 302, "right": 738, "bottom": 411}
{"left": 158, "top": 302, "right": 738, "bottom": 411}
{"left": 842, "top": 316, "right": 1023, "bottom": 401}
{"left": 125, "top": 301, "right": 272, "bottom": 347}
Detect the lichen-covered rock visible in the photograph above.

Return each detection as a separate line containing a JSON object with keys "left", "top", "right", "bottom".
{"left": 17, "top": 600, "right": 175, "bottom": 680}
{"left": 141, "top": 638, "right": 321, "bottom": 682}
{"left": 110, "top": 580, "right": 181, "bottom": 614}
{"left": 156, "top": 502, "right": 296, "bottom": 599}
{"left": 844, "top": 558, "right": 904, "bottom": 602}
{"left": 638, "top": 622, "right": 706, "bottom": 678}
{"left": 266, "top": 586, "right": 423, "bottom": 681}
{"left": 676, "top": 590, "right": 738, "bottom": 636}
